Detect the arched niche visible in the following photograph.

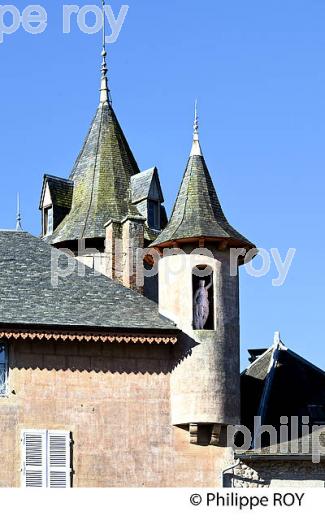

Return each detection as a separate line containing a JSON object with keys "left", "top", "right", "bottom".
{"left": 192, "top": 264, "right": 215, "bottom": 330}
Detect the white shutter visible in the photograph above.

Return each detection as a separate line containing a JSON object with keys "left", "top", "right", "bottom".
{"left": 21, "top": 430, "right": 46, "bottom": 488}
{"left": 47, "top": 430, "right": 71, "bottom": 488}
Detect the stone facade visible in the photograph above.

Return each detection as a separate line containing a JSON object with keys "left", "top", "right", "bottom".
{"left": 159, "top": 251, "right": 240, "bottom": 428}
{"left": 232, "top": 460, "right": 325, "bottom": 488}
{"left": 0, "top": 339, "right": 233, "bottom": 487}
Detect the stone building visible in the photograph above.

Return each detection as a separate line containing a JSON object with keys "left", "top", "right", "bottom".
{"left": 1, "top": 37, "right": 323, "bottom": 488}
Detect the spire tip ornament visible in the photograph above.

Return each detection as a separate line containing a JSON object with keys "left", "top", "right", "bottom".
{"left": 190, "top": 99, "right": 202, "bottom": 157}
{"left": 99, "top": 0, "right": 110, "bottom": 105}
{"left": 16, "top": 192, "right": 23, "bottom": 232}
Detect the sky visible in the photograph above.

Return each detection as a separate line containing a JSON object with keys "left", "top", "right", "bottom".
{"left": 0, "top": 0, "right": 324, "bottom": 369}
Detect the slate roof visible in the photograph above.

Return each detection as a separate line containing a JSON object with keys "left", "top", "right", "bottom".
{"left": 239, "top": 336, "right": 325, "bottom": 459}
{"left": 39, "top": 175, "right": 73, "bottom": 210}
{"left": 0, "top": 231, "right": 177, "bottom": 332}
{"left": 236, "top": 432, "right": 325, "bottom": 460}
{"left": 131, "top": 167, "right": 163, "bottom": 204}
{"left": 151, "top": 151, "right": 254, "bottom": 249}
{"left": 243, "top": 347, "right": 274, "bottom": 381}
{"left": 131, "top": 167, "right": 167, "bottom": 242}
{"left": 47, "top": 102, "right": 141, "bottom": 245}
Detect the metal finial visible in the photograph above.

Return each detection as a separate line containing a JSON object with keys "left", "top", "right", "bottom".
{"left": 100, "top": 0, "right": 110, "bottom": 105}
{"left": 102, "top": 0, "right": 106, "bottom": 49}
{"left": 16, "top": 192, "right": 23, "bottom": 231}
{"left": 190, "top": 99, "right": 202, "bottom": 157}
{"left": 194, "top": 99, "right": 199, "bottom": 135}
{"left": 274, "top": 331, "right": 281, "bottom": 346}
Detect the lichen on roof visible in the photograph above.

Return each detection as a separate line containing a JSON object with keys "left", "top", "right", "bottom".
{"left": 151, "top": 152, "right": 254, "bottom": 248}
{"left": 48, "top": 102, "right": 141, "bottom": 244}
{"left": 40, "top": 175, "right": 73, "bottom": 210}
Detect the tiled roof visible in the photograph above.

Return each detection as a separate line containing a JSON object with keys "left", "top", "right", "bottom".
{"left": 48, "top": 102, "right": 140, "bottom": 244}
{"left": 0, "top": 231, "right": 177, "bottom": 332}
{"left": 243, "top": 348, "right": 274, "bottom": 380}
{"left": 151, "top": 153, "right": 254, "bottom": 248}
{"left": 236, "top": 432, "right": 325, "bottom": 459}
{"left": 240, "top": 337, "right": 325, "bottom": 459}
{"left": 131, "top": 167, "right": 163, "bottom": 203}
{"left": 40, "top": 175, "right": 74, "bottom": 210}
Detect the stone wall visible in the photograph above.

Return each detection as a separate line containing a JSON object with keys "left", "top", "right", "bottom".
{"left": 231, "top": 460, "right": 325, "bottom": 488}
{"left": 159, "top": 251, "right": 240, "bottom": 427}
{"left": 0, "top": 339, "right": 232, "bottom": 487}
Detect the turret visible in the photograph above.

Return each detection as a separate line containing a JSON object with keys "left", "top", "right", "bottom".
{"left": 39, "top": 9, "right": 167, "bottom": 294}
{"left": 151, "top": 105, "right": 255, "bottom": 444}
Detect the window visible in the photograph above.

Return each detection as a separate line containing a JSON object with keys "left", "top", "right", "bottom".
{"left": 0, "top": 345, "right": 8, "bottom": 396}
{"left": 308, "top": 405, "right": 325, "bottom": 425}
{"left": 148, "top": 200, "right": 160, "bottom": 230}
{"left": 21, "top": 429, "right": 71, "bottom": 488}
{"left": 43, "top": 206, "right": 53, "bottom": 236}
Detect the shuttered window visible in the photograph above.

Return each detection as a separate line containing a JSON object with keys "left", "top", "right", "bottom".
{"left": 21, "top": 429, "right": 71, "bottom": 488}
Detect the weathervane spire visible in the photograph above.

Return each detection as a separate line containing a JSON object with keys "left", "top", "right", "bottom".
{"left": 190, "top": 100, "right": 202, "bottom": 157}
{"left": 16, "top": 192, "right": 23, "bottom": 231}
{"left": 100, "top": 0, "right": 110, "bottom": 105}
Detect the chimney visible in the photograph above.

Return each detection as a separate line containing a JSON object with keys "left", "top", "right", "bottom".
{"left": 104, "top": 216, "right": 145, "bottom": 293}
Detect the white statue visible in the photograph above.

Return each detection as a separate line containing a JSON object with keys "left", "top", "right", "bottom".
{"left": 193, "top": 277, "right": 213, "bottom": 330}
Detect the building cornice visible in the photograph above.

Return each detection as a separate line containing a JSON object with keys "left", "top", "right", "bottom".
{"left": 0, "top": 327, "right": 178, "bottom": 345}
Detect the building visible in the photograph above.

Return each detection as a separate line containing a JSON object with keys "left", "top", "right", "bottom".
{"left": 0, "top": 33, "right": 256, "bottom": 488}
{"left": 230, "top": 333, "right": 325, "bottom": 487}
{"left": 1, "top": 35, "right": 323, "bottom": 489}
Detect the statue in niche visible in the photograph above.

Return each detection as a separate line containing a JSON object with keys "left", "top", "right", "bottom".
{"left": 193, "top": 276, "right": 213, "bottom": 330}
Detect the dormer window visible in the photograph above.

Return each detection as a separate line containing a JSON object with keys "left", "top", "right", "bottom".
{"left": 43, "top": 206, "right": 53, "bottom": 236}
{"left": 148, "top": 200, "right": 160, "bottom": 230}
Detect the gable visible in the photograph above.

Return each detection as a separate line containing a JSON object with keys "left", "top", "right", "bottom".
{"left": 241, "top": 343, "right": 325, "bottom": 451}
{"left": 149, "top": 175, "right": 162, "bottom": 200}
{"left": 43, "top": 183, "right": 52, "bottom": 207}
{"left": 131, "top": 167, "right": 164, "bottom": 204}
{"left": 39, "top": 175, "right": 73, "bottom": 210}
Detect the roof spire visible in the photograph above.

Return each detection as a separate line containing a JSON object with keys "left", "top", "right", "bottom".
{"left": 16, "top": 192, "right": 23, "bottom": 231}
{"left": 190, "top": 100, "right": 202, "bottom": 157}
{"left": 100, "top": 0, "right": 110, "bottom": 105}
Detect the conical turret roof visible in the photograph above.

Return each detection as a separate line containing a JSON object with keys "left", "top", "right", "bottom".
{"left": 48, "top": 27, "right": 141, "bottom": 245}
{"left": 48, "top": 101, "right": 140, "bottom": 245}
{"left": 151, "top": 108, "right": 254, "bottom": 250}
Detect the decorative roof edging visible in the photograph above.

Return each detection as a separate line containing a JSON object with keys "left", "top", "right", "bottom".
{"left": 0, "top": 329, "right": 178, "bottom": 345}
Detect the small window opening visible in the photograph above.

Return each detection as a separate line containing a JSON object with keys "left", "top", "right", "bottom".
{"left": 44, "top": 206, "right": 53, "bottom": 236}
{"left": 148, "top": 200, "right": 160, "bottom": 230}
{"left": 308, "top": 405, "right": 325, "bottom": 425}
{"left": 192, "top": 265, "right": 214, "bottom": 330}
{"left": 0, "top": 345, "right": 8, "bottom": 396}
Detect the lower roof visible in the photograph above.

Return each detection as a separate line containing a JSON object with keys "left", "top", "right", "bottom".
{"left": 236, "top": 432, "right": 325, "bottom": 461}
{"left": 0, "top": 231, "right": 177, "bottom": 333}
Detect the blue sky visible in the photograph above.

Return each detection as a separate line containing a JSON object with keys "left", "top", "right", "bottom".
{"left": 0, "top": 0, "right": 324, "bottom": 368}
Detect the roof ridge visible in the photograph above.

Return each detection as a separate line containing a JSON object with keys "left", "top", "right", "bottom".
{"left": 44, "top": 174, "right": 73, "bottom": 184}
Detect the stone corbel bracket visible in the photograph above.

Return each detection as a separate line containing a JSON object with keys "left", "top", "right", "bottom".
{"left": 189, "top": 423, "right": 199, "bottom": 444}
